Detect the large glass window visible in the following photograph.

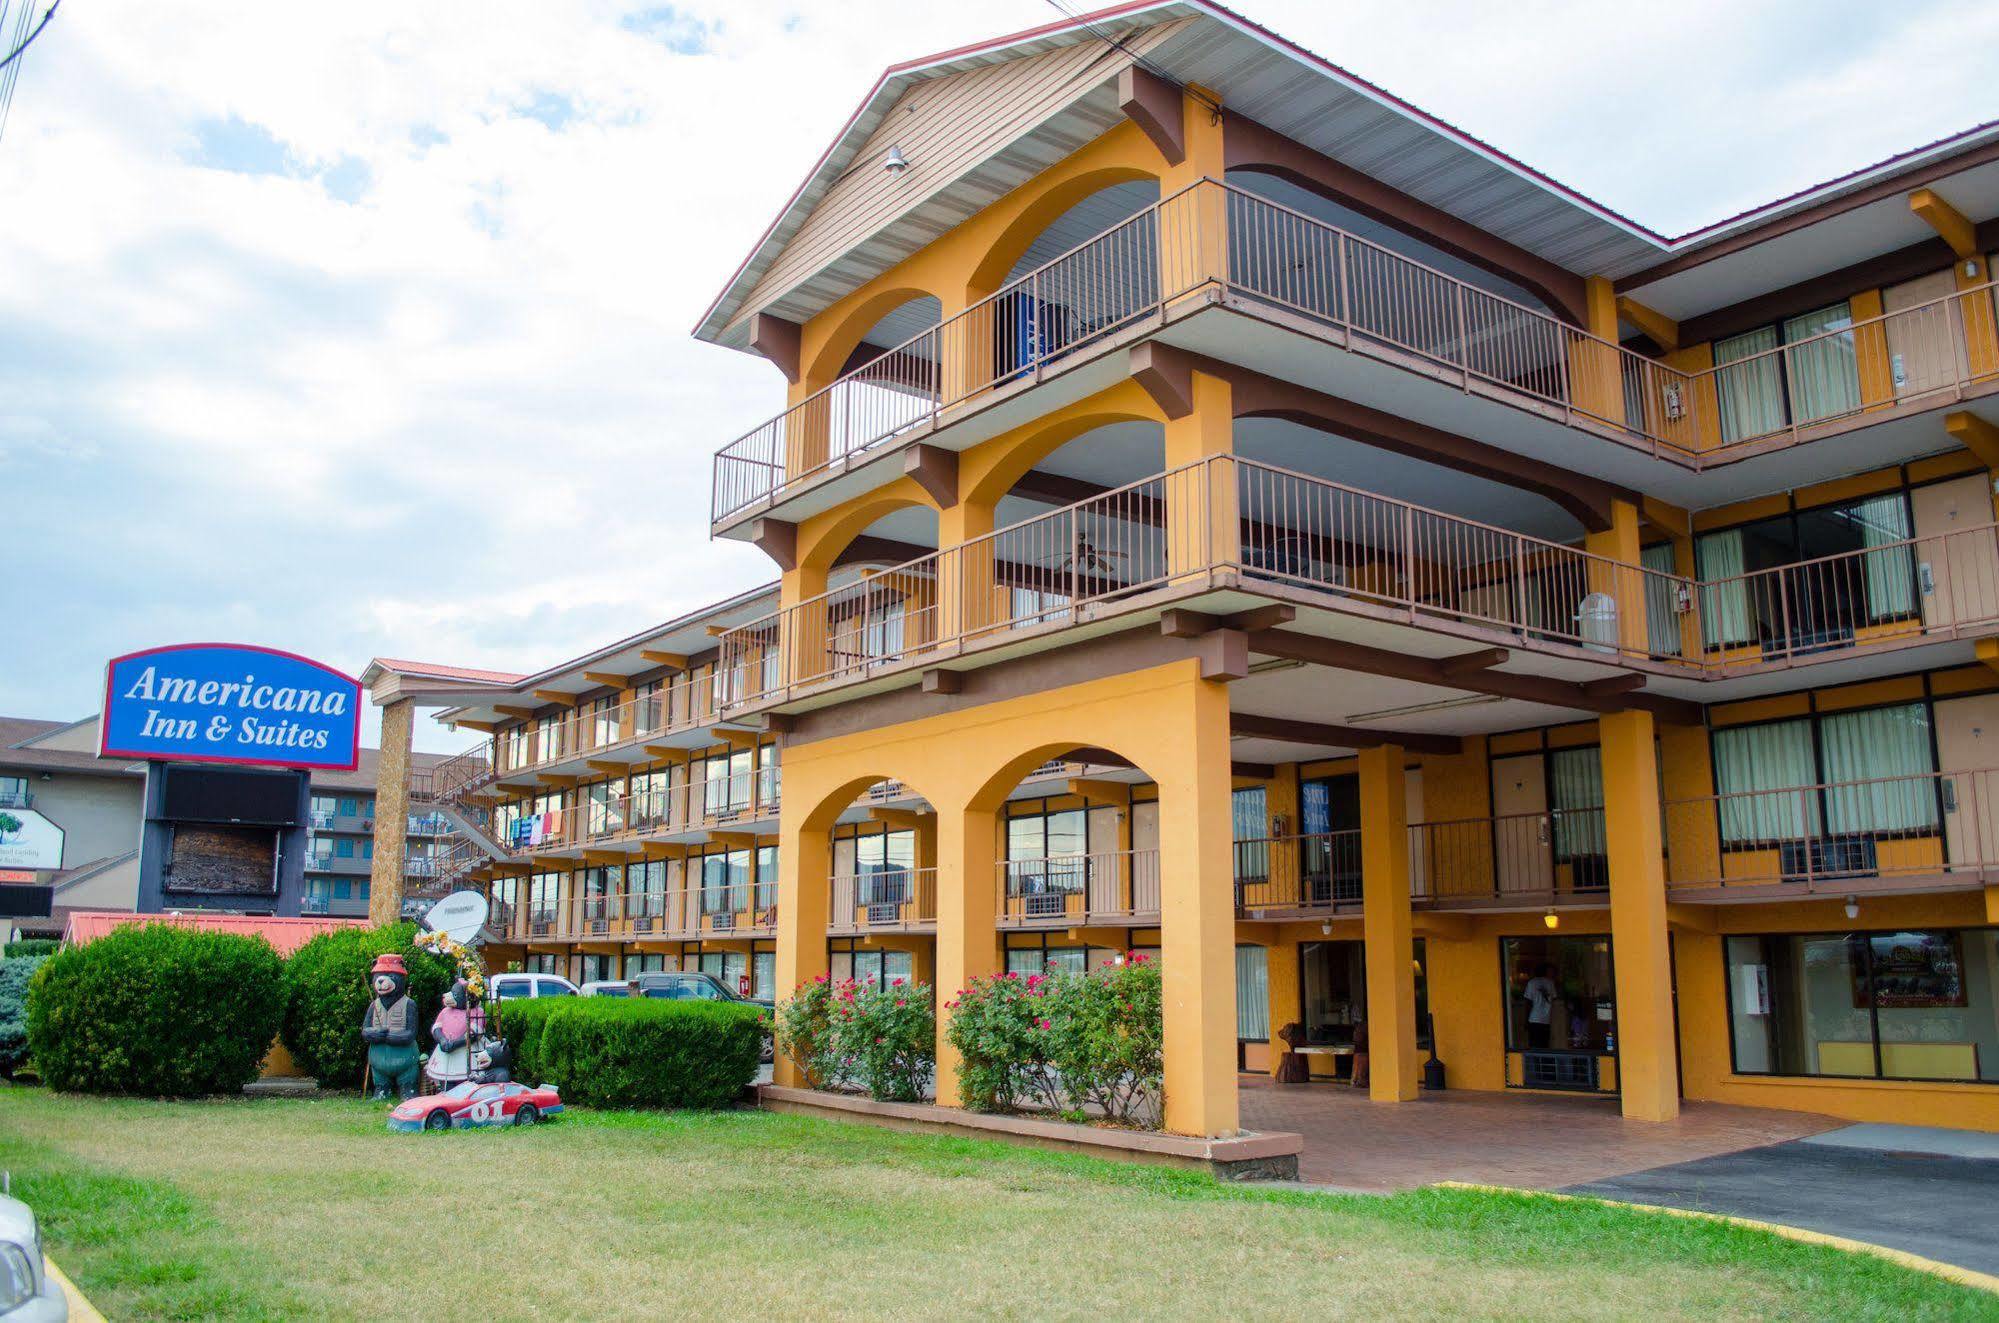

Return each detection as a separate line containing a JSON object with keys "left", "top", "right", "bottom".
{"left": 755, "top": 844, "right": 779, "bottom": 912}
{"left": 1236, "top": 944, "right": 1269, "bottom": 1041}
{"left": 1712, "top": 301, "right": 1858, "bottom": 443}
{"left": 702, "top": 748, "right": 753, "bottom": 817}
{"left": 700, "top": 849, "right": 750, "bottom": 913}
{"left": 1727, "top": 928, "right": 1999, "bottom": 1082}
{"left": 1549, "top": 747, "right": 1606, "bottom": 884}
{"left": 1502, "top": 935, "right": 1616, "bottom": 1057}
{"left": 1695, "top": 491, "right": 1915, "bottom": 654}
{"left": 1232, "top": 787, "right": 1268, "bottom": 884}
{"left": 834, "top": 945, "right": 915, "bottom": 986}
{"left": 628, "top": 860, "right": 667, "bottom": 918}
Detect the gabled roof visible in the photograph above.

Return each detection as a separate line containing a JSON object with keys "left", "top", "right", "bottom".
{"left": 697, "top": 0, "right": 1999, "bottom": 347}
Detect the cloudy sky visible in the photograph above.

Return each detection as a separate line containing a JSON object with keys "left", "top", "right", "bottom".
{"left": 2, "top": 0, "right": 1994, "bottom": 751}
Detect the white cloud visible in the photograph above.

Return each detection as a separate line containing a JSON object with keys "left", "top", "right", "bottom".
{"left": 2, "top": 0, "right": 1992, "bottom": 752}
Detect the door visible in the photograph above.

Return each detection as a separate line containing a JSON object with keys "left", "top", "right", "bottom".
{"left": 1300, "top": 775, "right": 1360, "bottom": 904}
{"left": 1884, "top": 269, "right": 1961, "bottom": 400}
{"left": 1490, "top": 754, "right": 1554, "bottom": 896}
{"left": 1911, "top": 473, "right": 1999, "bottom": 630}
{"left": 1933, "top": 693, "right": 1999, "bottom": 874}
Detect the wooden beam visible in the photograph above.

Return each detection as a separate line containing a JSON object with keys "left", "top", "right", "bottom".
{"left": 867, "top": 807, "right": 934, "bottom": 829}
{"left": 1438, "top": 647, "right": 1509, "bottom": 677}
{"left": 1195, "top": 629, "right": 1248, "bottom": 682}
{"left": 902, "top": 444, "right": 959, "bottom": 509}
{"left": 1910, "top": 187, "right": 1979, "bottom": 259}
{"left": 1065, "top": 779, "right": 1129, "bottom": 808}
{"left": 748, "top": 311, "right": 802, "bottom": 383}
{"left": 493, "top": 705, "right": 536, "bottom": 719}
{"left": 921, "top": 668, "right": 962, "bottom": 695}
{"left": 1159, "top": 605, "right": 1294, "bottom": 638}
{"left": 642, "top": 745, "right": 686, "bottom": 760}
{"left": 532, "top": 690, "right": 578, "bottom": 707}
{"left": 1614, "top": 296, "right": 1679, "bottom": 352}
{"left": 451, "top": 719, "right": 499, "bottom": 733}
{"left": 586, "top": 759, "right": 628, "bottom": 774}
{"left": 582, "top": 671, "right": 629, "bottom": 689}
{"left": 1414, "top": 911, "right": 1474, "bottom": 942}
{"left": 1128, "top": 341, "right": 1193, "bottom": 419}
{"left": 640, "top": 650, "right": 688, "bottom": 669}
{"left": 1227, "top": 604, "right": 1296, "bottom": 633}
{"left": 538, "top": 774, "right": 580, "bottom": 789}
{"left": 582, "top": 850, "right": 627, "bottom": 867}
{"left": 1229, "top": 711, "right": 1461, "bottom": 757}
{"left": 1581, "top": 674, "right": 1648, "bottom": 699}
{"left": 1977, "top": 637, "right": 1999, "bottom": 676}
{"left": 706, "top": 831, "right": 758, "bottom": 849}
{"left": 1946, "top": 411, "right": 1999, "bottom": 469}
{"left": 1248, "top": 627, "right": 1702, "bottom": 726}
{"left": 751, "top": 518, "right": 797, "bottom": 572}
{"left": 707, "top": 728, "right": 761, "bottom": 749}
{"left": 641, "top": 842, "right": 683, "bottom": 861}
{"left": 1116, "top": 65, "right": 1184, "bottom": 166}
{"left": 763, "top": 713, "right": 796, "bottom": 736}
{"left": 1641, "top": 495, "right": 1691, "bottom": 540}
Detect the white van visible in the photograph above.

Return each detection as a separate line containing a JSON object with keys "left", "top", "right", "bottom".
{"left": 486, "top": 972, "right": 579, "bottom": 1002}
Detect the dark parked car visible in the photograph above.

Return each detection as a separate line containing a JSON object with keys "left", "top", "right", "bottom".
{"left": 629, "top": 972, "right": 774, "bottom": 1060}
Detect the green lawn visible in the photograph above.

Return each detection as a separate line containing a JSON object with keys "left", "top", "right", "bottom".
{"left": 0, "top": 1087, "right": 1988, "bottom": 1321}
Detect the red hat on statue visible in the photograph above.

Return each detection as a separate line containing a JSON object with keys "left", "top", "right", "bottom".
{"left": 371, "top": 954, "right": 408, "bottom": 976}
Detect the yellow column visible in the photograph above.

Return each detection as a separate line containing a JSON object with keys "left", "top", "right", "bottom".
{"left": 1265, "top": 936, "right": 1298, "bottom": 1078}
{"left": 936, "top": 499, "right": 996, "bottom": 645}
{"left": 1157, "top": 86, "right": 1228, "bottom": 308}
{"left": 1600, "top": 708, "right": 1679, "bottom": 1122}
{"left": 1568, "top": 275, "right": 1626, "bottom": 427}
{"left": 1163, "top": 369, "right": 1236, "bottom": 581}
{"left": 1582, "top": 497, "right": 1648, "bottom": 656}
{"left": 1157, "top": 670, "right": 1240, "bottom": 1137}
{"left": 1359, "top": 745, "right": 1418, "bottom": 1101}
{"left": 772, "top": 793, "right": 830, "bottom": 1089}
{"left": 934, "top": 803, "right": 999, "bottom": 1108}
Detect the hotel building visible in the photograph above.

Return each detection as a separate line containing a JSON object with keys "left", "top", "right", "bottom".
{"left": 373, "top": 0, "right": 1999, "bottom": 1137}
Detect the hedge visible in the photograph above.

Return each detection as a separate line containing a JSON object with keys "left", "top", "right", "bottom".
{"left": 0, "top": 954, "right": 47, "bottom": 1077}
{"left": 4, "top": 939, "right": 56, "bottom": 959}
{"left": 279, "top": 922, "right": 454, "bottom": 1087}
{"left": 491, "top": 997, "right": 764, "bottom": 1109}
{"left": 26, "top": 923, "right": 285, "bottom": 1095}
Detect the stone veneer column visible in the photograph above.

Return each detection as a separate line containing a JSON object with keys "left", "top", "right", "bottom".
{"left": 368, "top": 698, "right": 414, "bottom": 926}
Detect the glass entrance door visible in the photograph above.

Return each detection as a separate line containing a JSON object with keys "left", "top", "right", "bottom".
{"left": 1300, "top": 776, "right": 1360, "bottom": 904}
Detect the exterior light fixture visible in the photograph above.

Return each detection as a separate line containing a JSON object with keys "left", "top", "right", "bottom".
{"left": 883, "top": 145, "right": 909, "bottom": 175}
{"left": 1844, "top": 895, "right": 1860, "bottom": 920}
{"left": 1320, "top": 921, "right": 1332, "bottom": 936}
{"left": 1543, "top": 908, "right": 1559, "bottom": 930}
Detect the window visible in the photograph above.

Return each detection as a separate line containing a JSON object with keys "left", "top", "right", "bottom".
{"left": 589, "top": 696, "right": 620, "bottom": 748}
{"left": 628, "top": 769, "right": 670, "bottom": 830}
{"left": 756, "top": 744, "right": 780, "bottom": 810}
{"left": 700, "top": 849, "right": 750, "bottom": 913}
{"left": 580, "top": 866, "right": 618, "bottom": 921}
{"left": 578, "top": 954, "right": 611, "bottom": 986}
{"left": 1005, "top": 806, "right": 1088, "bottom": 897}
{"left": 1549, "top": 747, "right": 1606, "bottom": 883}
{"left": 1236, "top": 945, "right": 1269, "bottom": 1041}
{"left": 698, "top": 950, "right": 749, "bottom": 992}
{"left": 1712, "top": 703, "right": 1938, "bottom": 855}
{"left": 585, "top": 779, "right": 625, "bottom": 838}
{"left": 1232, "top": 787, "right": 1268, "bottom": 884}
{"left": 702, "top": 748, "right": 753, "bottom": 817}
{"left": 753, "top": 949, "right": 776, "bottom": 998}
{"left": 528, "top": 872, "right": 561, "bottom": 926}
{"left": 335, "top": 838, "right": 355, "bottom": 859}
{"left": 536, "top": 713, "right": 565, "bottom": 763}
{"left": 1695, "top": 490, "right": 1915, "bottom": 653}
{"left": 1006, "top": 945, "right": 1087, "bottom": 977}
{"left": 755, "top": 844, "right": 779, "bottom": 912}
{"left": 838, "top": 828, "right": 913, "bottom": 906}
{"left": 1727, "top": 928, "right": 1999, "bottom": 1082}
{"left": 1503, "top": 935, "right": 1616, "bottom": 1058}
{"left": 337, "top": 797, "right": 357, "bottom": 817}
{"left": 628, "top": 860, "right": 667, "bottom": 918}
{"left": 308, "top": 793, "right": 337, "bottom": 822}
{"left": 1712, "top": 300, "right": 1857, "bottom": 443}
{"left": 1010, "top": 584, "right": 1071, "bottom": 628}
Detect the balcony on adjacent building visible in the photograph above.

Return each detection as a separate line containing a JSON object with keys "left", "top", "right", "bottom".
{"left": 711, "top": 177, "right": 1999, "bottom": 532}
{"left": 496, "top": 764, "right": 780, "bottom": 861}
{"left": 997, "top": 848, "right": 1161, "bottom": 929}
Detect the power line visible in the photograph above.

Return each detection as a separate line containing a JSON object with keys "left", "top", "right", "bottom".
{"left": 0, "top": 0, "right": 59, "bottom": 148}
{"left": 1040, "top": 0, "right": 1222, "bottom": 120}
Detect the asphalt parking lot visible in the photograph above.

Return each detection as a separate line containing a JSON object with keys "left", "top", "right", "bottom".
{"left": 1564, "top": 1128, "right": 1999, "bottom": 1277}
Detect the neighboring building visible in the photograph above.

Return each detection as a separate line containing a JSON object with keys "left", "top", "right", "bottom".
{"left": 386, "top": 1, "right": 1999, "bottom": 1138}
{"left": 0, "top": 714, "right": 466, "bottom": 935}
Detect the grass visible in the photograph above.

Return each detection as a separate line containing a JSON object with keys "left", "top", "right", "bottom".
{"left": 0, "top": 1087, "right": 1991, "bottom": 1321}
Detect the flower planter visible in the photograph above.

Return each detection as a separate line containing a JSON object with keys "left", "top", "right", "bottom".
{"left": 756, "top": 1084, "right": 1301, "bottom": 1180}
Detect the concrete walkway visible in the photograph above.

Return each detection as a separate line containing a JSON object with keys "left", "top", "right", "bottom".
{"left": 1565, "top": 1126, "right": 1999, "bottom": 1278}
{"left": 1235, "top": 1077, "right": 1837, "bottom": 1192}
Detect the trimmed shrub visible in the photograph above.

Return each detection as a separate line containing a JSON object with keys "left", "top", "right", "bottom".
{"left": 4, "top": 939, "right": 56, "bottom": 959}
{"left": 0, "top": 954, "right": 47, "bottom": 1076}
{"left": 279, "top": 922, "right": 453, "bottom": 1087}
{"left": 492, "top": 997, "right": 763, "bottom": 1109}
{"left": 26, "top": 924, "right": 285, "bottom": 1095}
{"left": 944, "top": 970, "right": 1061, "bottom": 1113}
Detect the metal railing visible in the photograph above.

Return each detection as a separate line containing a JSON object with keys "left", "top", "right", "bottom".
{"left": 997, "top": 849, "right": 1160, "bottom": 926}
{"left": 497, "top": 767, "right": 779, "bottom": 856}
{"left": 711, "top": 176, "right": 1999, "bottom": 524}
{"left": 720, "top": 453, "right": 1999, "bottom": 710}
{"left": 1409, "top": 809, "right": 1608, "bottom": 904}
{"left": 1232, "top": 831, "right": 1362, "bottom": 913}
{"left": 829, "top": 868, "right": 938, "bottom": 934}
{"left": 1663, "top": 767, "right": 1999, "bottom": 893}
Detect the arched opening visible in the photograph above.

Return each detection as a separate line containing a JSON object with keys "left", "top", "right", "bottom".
{"left": 793, "top": 291, "right": 948, "bottom": 476}
{"left": 793, "top": 498, "right": 943, "bottom": 687}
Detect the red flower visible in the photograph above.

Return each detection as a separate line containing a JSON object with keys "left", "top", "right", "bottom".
{"left": 1036, "top": 1018, "right": 1051, "bottom": 1030}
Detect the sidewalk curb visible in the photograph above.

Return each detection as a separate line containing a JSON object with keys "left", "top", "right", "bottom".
{"left": 1436, "top": 1180, "right": 1999, "bottom": 1296}
{"left": 46, "top": 1255, "right": 106, "bottom": 1322}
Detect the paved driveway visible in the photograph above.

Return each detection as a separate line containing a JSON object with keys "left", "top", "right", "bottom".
{"left": 1564, "top": 1135, "right": 1999, "bottom": 1277}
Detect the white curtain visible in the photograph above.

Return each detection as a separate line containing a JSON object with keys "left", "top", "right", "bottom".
{"left": 1236, "top": 945, "right": 1270, "bottom": 1041}
{"left": 1714, "top": 720, "right": 1819, "bottom": 842}
{"left": 1696, "top": 529, "right": 1753, "bottom": 648}
{"left": 1550, "top": 747, "right": 1606, "bottom": 859}
{"left": 1782, "top": 303, "right": 1860, "bottom": 425}
{"left": 1715, "top": 325, "right": 1784, "bottom": 442}
{"left": 1642, "top": 541, "right": 1682, "bottom": 657}
{"left": 1820, "top": 703, "right": 1938, "bottom": 835}
{"left": 1847, "top": 494, "right": 1915, "bottom": 620}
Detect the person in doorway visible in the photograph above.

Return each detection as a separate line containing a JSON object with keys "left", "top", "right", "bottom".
{"left": 1524, "top": 962, "right": 1558, "bottom": 1051}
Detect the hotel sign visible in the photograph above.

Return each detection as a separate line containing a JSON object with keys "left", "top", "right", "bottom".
{"left": 101, "top": 644, "right": 362, "bottom": 772}
{"left": 0, "top": 809, "right": 62, "bottom": 870}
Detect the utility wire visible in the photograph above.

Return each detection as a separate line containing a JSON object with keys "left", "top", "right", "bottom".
{"left": 1040, "top": 0, "right": 1222, "bottom": 120}
{"left": 0, "top": 0, "right": 59, "bottom": 147}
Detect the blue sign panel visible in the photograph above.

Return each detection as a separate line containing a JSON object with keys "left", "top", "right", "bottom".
{"left": 101, "top": 644, "right": 362, "bottom": 771}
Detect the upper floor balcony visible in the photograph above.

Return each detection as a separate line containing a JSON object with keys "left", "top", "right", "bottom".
{"left": 496, "top": 763, "right": 780, "bottom": 862}
{"left": 717, "top": 454, "right": 1999, "bottom": 718}
{"left": 711, "top": 178, "right": 1999, "bottom": 533}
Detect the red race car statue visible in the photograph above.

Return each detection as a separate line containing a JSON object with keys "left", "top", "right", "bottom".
{"left": 389, "top": 1080, "right": 562, "bottom": 1132}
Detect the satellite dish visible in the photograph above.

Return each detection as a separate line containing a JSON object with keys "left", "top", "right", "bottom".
{"left": 424, "top": 890, "right": 489, "bottom": 945}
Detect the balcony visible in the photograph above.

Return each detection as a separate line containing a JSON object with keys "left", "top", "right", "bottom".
{"left": 718, "top": 454, "right": 1999, "bottom": 715}
{"left": 1234, "top": 832, "right": 1362, "bottom": 918}
{"left": 711, "top": 177, "right": 1999, "bottom": 529}
{"left": 498, "top": 768, "right": 779, "bottom": 860}
{"left": 0, "top": 789, "right": 30, "bottom": 810}
{"left": 998, "top": 849, "right": 1160, "bottom": 929}
{"left": 435, "top": 671, "right": 728, "bottom": 807}
{"left": 499, "top": 883, "right": 775, "bottom": 945}
{"left": 829, "top": 868, "right": 938, "bottom": 936}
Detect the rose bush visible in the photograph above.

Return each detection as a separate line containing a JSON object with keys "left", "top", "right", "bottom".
{"left": 943, "top": 970, "right": 1061, "bottom": 1113}
{"left": 776, "top": 975, "right": 935, "bottom": 1102}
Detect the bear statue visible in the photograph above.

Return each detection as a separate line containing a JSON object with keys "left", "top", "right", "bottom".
{"left": 360, "top": 953, "right": 422, "bottom": 1100}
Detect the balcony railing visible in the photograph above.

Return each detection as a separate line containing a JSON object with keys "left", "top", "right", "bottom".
{"left": 720, "top": 454, "right": 1999, "bottom": 710}
{"left": 1233, "top": 831, "right": 1362, "bottom": 914}
{"left": 829, "top": 868, "right": 938, "bottom": 935}
{"left": 710, "top": 175, "right": 1999, "bottom": 524}
{"left": 1664, "top": 767, "right": 1999, "bottom": 894}
{"left": 498, "top": 768, "right": 779, "bottom": 857}
{"left": 0, "top": 789, "right": 31, "bottom": 810}
{"left": 1409, "top": 809, "right": 1608, "bottom": 905}
{"left": 433, "top": 672, "right": 726, "bottom": 809}
{"left": 997, "top": 849, "right": 1160, "bottom": 927}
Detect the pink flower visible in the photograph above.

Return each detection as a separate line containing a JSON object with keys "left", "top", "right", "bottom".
{"left": 1003, "top": 971, "right": 1019, "bottom": 981}
{"left": 1037, "top": 1018, "right": 1051, "bottom": 1030}
{"left": 895, "top": 998, "right": 907, "bottom": 1007}
{"left": 891, "top": 977, "right": 905, "bottom": 987}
